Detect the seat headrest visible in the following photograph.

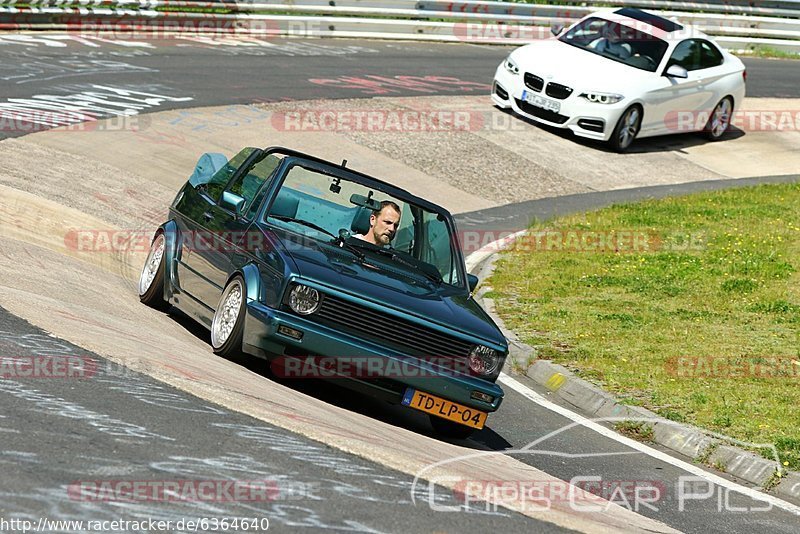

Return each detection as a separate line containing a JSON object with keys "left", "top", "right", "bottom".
{"left": 351, "top": 207, "right": 372, "bottom": 235}
{"left": 270, "top": 193, "right": 299, "bottom": 219}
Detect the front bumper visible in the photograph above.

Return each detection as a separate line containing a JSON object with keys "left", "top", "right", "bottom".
{"left": 243, "top": 300, "right": 504, "bottom": 413}
{"left": 492, "top": 62, "right": 628, "bottom": 142}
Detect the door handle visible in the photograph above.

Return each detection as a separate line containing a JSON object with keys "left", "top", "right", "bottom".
{"left": 203, "top": 211, "right": 213, "bottom": 221}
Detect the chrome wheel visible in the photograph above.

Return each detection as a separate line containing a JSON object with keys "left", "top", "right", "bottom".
{"left": 709, "top": 98, "right": 732, "bottom": 138}
{"left": 618, "top": 107, "right": 640, "bottom": 149}
{"left": 139, "top": 233, "right": 165, "bottom": 296}
{"left": 211, "top": 279, "right": 243, "bottom": 349}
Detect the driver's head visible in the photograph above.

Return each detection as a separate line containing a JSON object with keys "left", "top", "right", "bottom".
{"left": 603, "top": 24, "right": 620, "bottom": 43}
{"left": 367, "top": 201, "right": 401, "bottom": 246}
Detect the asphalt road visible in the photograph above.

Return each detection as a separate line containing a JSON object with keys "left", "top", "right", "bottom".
{"left": 0, "top": 307, "right": 561, "bottom": 534}
{"left": 0, "top": 34, "right": 798, "bottom": 141}
{"left": 2, "top": 34, "right": 800, "bottom": 533}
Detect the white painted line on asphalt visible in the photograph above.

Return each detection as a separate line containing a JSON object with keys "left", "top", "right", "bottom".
{"left": 498, "top": 372, "right": 800, "bottom": 517}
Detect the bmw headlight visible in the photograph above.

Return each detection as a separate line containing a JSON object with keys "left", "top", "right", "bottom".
{"left": 288, "top": 284, "right": 321, "bottom": 315}
{"left": 579, "top": 92, "right": 624, "bottom": 104}
{"left": 504, "top": 56, "right": 520, "bottom": 76}
{"left": 469, "top": 345, "right": 500, "bottom": 376}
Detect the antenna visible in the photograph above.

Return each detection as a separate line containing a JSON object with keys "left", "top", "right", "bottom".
{"left": 341, "top": 159, "right": 348, "bottom": 167}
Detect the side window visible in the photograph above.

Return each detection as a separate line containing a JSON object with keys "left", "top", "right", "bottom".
{"left": 205, "top": 147, "right": 258, "bottom": 202}
{"left": 699, "top": 41, "right": 723, "bottom": 69}
{"left": 667, "top": 40, "right": 702, "bottom": 71}
{"left": 225, "top": 154, "right": 281, "bottom": 220}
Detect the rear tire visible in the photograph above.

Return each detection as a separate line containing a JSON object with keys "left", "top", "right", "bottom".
{"left": 705, "top": 97, "right": 733, "bottom": 141}
{"left": 138, "top": 232, "right": 169, "bottom": 311}
{"left": 609, "top": 105, "right": 642, "bottom": 153}
{"left": 211, "top": 275, "right": 246, "bottom": 359}
{"left": 429, "top": 415, "right": 476, "bottom": 440}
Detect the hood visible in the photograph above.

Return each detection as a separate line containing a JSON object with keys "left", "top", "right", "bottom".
{"left": 270, "top": 229, "right": 506, "bottom": 348}
{"left": 512, "top": 40, "right": 654, "bottom": 93}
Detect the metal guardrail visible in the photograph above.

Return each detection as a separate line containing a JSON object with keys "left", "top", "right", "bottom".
{"left": 0, "top": 0, "right": 798, "bottom": 53}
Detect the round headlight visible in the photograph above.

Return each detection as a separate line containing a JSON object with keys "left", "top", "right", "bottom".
{"left": 469, "top": 345, "right": 500, "bottom": 376}
{"left": 289, "top": 284, "right": 321, "bottom": 315}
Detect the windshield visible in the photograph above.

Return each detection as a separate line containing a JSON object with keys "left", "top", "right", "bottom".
{"left": 264, "top": 163, "right": 465, "bottom": 288}
{"left": 559, "top": 17, "right": 668, "bottom": 72}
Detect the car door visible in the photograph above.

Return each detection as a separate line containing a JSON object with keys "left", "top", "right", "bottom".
{"left": 640, "top": 39, "right": 716, "bottom": 136}
{"left": 200, "top": 153, "right": 283, "bottom": 308}
{"left": 176, "top": 147, "right": 259, "bottom": 308}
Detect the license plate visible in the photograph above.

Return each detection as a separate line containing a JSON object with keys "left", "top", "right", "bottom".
{"left": 401, "top": 388, "right": 487, "bottom": 429}
{"left": 521, "top": 90, "right": 560, "bottom": 113}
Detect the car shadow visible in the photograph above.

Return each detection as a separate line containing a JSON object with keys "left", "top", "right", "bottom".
{"left": 505, "top": 107, "right": 746, "bottom": 154}
{"left": 164, "top": 306, "right": 514, "bottom": 451}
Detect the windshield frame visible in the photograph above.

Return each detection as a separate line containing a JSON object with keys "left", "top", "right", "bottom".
{"left": 255, "top": 156, "right": 469, "bottom": 291}
{"left": 558, "top": 16, "right": 669, "bottom": 73}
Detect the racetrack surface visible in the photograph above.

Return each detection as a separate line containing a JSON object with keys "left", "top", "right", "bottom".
{"left": 2, "top": 34, "right": 800, "bottom": 533}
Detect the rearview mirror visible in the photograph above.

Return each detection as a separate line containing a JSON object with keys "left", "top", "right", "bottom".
{"left": 665, "top": 64, "right": 689, "bottom": 79}
{"left": 350, "top": 193, "right": 381, "bottom": 211}
{"left": 551, "top": 24, "right": 564, "bottom": 37}
{"left": 467, "top": 274, "right": 479, "bottom": 293}
{"left": 221, "top": 191, "right": 246, "bottom": 216}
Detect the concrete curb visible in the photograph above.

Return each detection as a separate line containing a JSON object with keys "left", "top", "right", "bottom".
{"left": 467, "top": 235, "right": 799, "bottom": 501}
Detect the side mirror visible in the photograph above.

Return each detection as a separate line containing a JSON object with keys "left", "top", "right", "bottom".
{"left": 467, "top": 273, "right": 479, "bottom": 293}
{"left": 221, "top": 191, "right": 246, "bottom": 216}
{"left": 551, "top": 24, "right": 564, "bottom": 37}
{"left": 665, "top": 64, "right": 689, "bottom": 79}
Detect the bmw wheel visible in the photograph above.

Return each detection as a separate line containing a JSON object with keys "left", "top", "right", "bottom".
{"left": 211, "top": 275, "right": 246, "bottom": 358}
{"left": 705, "top": 97, "right": 733, "bottom": 141}
{"left": 609, "top": 105, "right": 642, "bottom": 153}
{"left": 138, "top": 232, "right": 169, "bottom": 310}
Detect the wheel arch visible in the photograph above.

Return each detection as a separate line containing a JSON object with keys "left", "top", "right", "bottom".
{"left": 154, "top": 219, "right": 180, "bottom": 302}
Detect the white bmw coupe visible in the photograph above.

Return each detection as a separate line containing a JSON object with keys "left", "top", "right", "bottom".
{"left": 492, "top": 8, "right": 746, "bottom": 151}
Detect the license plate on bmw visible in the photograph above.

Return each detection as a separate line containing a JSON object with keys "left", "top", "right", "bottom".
{"left": 521, "top": 90, "right": 560, "bottom": 113}
{"left": 401, "top": 388, "right": 487, "bottom": 429}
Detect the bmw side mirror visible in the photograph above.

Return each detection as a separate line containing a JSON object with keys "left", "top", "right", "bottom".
{"left": 221, "top": 191, "right": 246, "bottom": 216}
{"left": 467, "top": 273, "right": 479, "bottom": 293}
{"left": 665, "top": 64, "right": 689, "bottom": 79}
{"left": 551, "top": 24, "right": 564, "bottom": 37}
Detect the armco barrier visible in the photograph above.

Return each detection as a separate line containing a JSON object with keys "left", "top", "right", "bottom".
{"left": 0, "top": 0, "right": 798, "bottom": 52}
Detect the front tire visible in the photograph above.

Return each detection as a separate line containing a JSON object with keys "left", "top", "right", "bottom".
{"left": 429, "top": 415, "right": 476, "bottom": 440}
{"left": 609, "top": 105, "right": 642, "bottom": 153}
{"left": 211, "top": 275, "right": 246, "bottom": 358}
{"left": 138, "top": 232, "right": 169, "bottom": 310}
{"left": 705, "top": 97, "right": 733, "bottom": 141}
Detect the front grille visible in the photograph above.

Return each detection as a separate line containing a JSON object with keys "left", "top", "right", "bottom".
{"left": 514, "top": 98, "right": 570, "bottom": 124}
{"left": 310, "top": 293, "right": 475, "bottom": 361}
{"left": 524, "top": 72, "right": 544, "bottom": 92}
{"left": 493, "top": 82, "right": 509, "bottom": 101}
{"left": 545, "top": 82, "right": 573, "bottom": 100}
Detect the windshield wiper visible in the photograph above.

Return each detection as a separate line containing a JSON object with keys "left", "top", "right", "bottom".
{"left": 271, "top": 215, "right": 365, "bottom": 261}
{"left": 349, "top": 241, "right": 443, "bottom": 285}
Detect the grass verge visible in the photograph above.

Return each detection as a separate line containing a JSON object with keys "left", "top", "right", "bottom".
{"left": 489, "top": 183, "right": 800, "bottom": 469}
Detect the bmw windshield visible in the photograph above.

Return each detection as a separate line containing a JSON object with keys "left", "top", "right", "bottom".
{"left": 264, "top": 162, "right": 466, "bottom": 289}
{"left": 559, "top": 17, "right": 668, "bottom": 72}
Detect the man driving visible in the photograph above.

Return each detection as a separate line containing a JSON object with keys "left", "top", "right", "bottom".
{"left": 356, "top": 200, "right": 401, "bottom": 246}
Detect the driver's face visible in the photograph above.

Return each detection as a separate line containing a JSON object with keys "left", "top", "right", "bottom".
{"left": 370, "top": 207, "right": 401, "bottom": 245}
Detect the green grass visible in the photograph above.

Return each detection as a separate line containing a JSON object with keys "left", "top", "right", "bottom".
{"left": 490, "top": 183, "right": 800, "bottom": 469}
{"left": 740, "top": 46, "right": 800, "bottom": 60}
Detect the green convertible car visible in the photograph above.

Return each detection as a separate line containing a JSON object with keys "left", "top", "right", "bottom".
{"left": 138, "top": 146, "right": 508, "bottom": 438}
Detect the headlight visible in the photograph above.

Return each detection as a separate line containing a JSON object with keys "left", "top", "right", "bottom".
{"left": 504, "top": 57, "right": 520, "bottom": 76}
{"left": 579, "top": 92, "right": 624, "bottom": 104}
{"left": 469, "top": 345, "right": 500, "bottom": 376}
{"left": 288, "top": 284, "right": 321, "bottom": 315}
